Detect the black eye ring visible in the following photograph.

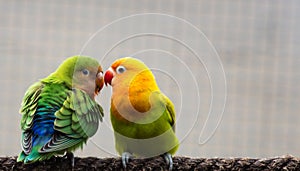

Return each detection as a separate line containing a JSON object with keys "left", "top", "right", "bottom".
{"left": 116, "top": 66, "right": 126, "bottom": 74}
{"left": 82, "top": 69, "right": 90, "bottom": 75}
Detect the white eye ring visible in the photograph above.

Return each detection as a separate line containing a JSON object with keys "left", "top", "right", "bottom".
{"left": 116, "top": 66, "right": 126, "bottom": 74}
{"left": 82, "top": 69, "right": 90, "bottom": 76}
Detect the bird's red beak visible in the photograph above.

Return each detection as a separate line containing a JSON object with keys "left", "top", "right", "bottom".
{"left": 104, "top": 69, "right": 114, "bottom": 86}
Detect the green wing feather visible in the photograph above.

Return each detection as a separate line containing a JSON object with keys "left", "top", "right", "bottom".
{"left": 163, "top": 94, "right": 176, "bottom": 132}
{"left": 39, "top": 88, "right": 103, "bottom": 153}
{"left": 20, "top": 82, "right": 44, "bottom": 130}
{"left": 151, "top": 91, "right": 176, "bottom": 132}
{"left": 19, "top": 82, "right": 44, "bottom": 155}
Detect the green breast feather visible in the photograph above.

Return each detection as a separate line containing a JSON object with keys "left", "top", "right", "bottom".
{"left": 111, "top": 91, "right": 179, "bottom": 157}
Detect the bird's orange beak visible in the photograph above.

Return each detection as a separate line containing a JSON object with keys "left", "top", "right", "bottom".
{"left": 95, "top": 66, "right": 104, "bottom": 94}
{"left": 104, "top": 69, "right": 114, "bottom": 86}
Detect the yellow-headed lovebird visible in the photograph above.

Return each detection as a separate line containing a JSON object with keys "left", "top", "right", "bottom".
{"left": 104, "top": 57, "right": 179, "bottom": 170}
{"left": 17, "top": 56, "right": 104, "bottom": 166}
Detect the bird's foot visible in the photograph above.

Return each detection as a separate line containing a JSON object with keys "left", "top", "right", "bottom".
{"left": 65, "top": 152, "right": 75, "bottom": 170}
{"left": 163, "top": 153, "right": 173, "bottom": 171}
{"left": 10, "top": 163, "right": 15, "bottom": 171}
{"left": 121, "top": 152, "right": 132, "bottom": 169}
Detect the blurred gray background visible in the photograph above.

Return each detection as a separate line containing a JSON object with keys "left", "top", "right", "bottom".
{"left": 1, "top": 1, "right": 299, "bottom": 158}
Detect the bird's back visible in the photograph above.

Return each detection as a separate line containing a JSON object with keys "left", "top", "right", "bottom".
{"left": 32, "top": 83, "right": 68, "bottom": 141}
{"left": 18, "top": 82, "right": 69, "bottom": 163}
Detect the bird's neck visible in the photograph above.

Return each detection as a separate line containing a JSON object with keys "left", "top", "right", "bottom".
{"left": 111, "top": 71, "right": 160, "bottom": 122}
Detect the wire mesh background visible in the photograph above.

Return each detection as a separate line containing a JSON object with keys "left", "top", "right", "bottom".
{"left": 1, "top": 1, "right": 299, "bottom": 158}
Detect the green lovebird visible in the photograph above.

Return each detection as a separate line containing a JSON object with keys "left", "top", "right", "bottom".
{"left": 17, "top": 56, "right": 104, "bottom": 165}
{"left": 104, "top": 57, "right": 179, "bottom": 170}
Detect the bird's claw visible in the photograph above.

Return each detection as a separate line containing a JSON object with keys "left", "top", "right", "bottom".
{"left": 163, "top": 153, "right": 173, "bottom": 171}
{"left": 121, "top": 152, "right": 132, "bottom": 169}
{"left": 66, "top": 152, "right": 75, "bottom": 169}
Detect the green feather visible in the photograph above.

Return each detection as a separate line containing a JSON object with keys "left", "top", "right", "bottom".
{"left": 54, "top": 119, "right": 70, "bottom": 128}
{"left": 59, "top": 108, "right": 72, "bottom": 117}
{"left": 71, "top": 112, "right": 79, "bottom": 123}
{"left": 111, "top": 92, "right": 179, "bottom": 157}
{"left": 49, "top": 88, "right": 104, "bottom": 148}
{"left": 18, "top": 56, "right": 104, "bottom": 163}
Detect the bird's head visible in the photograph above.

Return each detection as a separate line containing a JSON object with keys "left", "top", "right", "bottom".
{"left": 104, "top": 57, "right": 155, "bottom": 88}
{"left": 54, "top": 56, "right": 104, "bottom": 98}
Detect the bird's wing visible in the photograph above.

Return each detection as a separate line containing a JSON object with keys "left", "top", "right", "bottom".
{"left": 163, "top": 94, "right": 176, "bottom": 132}
{"left": 19, "top": 82, "right": 44, "bottom": 154}
{"left": 153, "top": 91, "right": 176, "bottom": 132}
{"left": 39, "top": 88, "right": 103, "bottom": 153}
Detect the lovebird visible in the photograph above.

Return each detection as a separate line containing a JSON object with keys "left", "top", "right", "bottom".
{"left": 104, "top": 57, "right": 179, "bottom": 170}
{"left": 17, "top": 56, "right": 104, "bottom": 165}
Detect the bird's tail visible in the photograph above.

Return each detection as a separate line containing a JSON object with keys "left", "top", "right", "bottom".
{"left": 17, "top": 149, "right": 42, "bottom": 164}
{"left": 17, "top": 151, "right": 26, "bottom": 162}
{"left": 18, "top": 136, "right": 53, "bottom": 164}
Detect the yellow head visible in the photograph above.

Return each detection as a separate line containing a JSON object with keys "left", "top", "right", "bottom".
{"left": 104, "top": 57, "right": 160, "bottom": 114}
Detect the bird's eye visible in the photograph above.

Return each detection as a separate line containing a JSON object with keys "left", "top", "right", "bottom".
{"left": 116, "top": 66, "right": 126, "bottom": 74}
{"left": 82, "top": 69, "right": 90, "bottom": 76}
